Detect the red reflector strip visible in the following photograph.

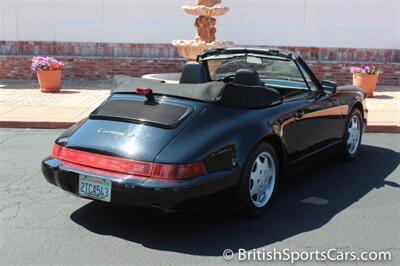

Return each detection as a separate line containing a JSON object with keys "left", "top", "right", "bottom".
{"left": 51, "top": 144, "right": 207, "bottom": 179}
{"left": 52, "top": 144, "right": 152, "bottom": 177}
{"left": 60, "top": 161, "right": 148, "bottom": 181}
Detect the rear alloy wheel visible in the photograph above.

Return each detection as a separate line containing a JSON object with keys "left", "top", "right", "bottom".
{"left": 234, "top": 143, "right": 278, "bottom": 216}
{"left": 339, "top": 108, "right": 363, "bottom": 160}
{"left": 249, "top": 151, "right": 276, "bottom": 208}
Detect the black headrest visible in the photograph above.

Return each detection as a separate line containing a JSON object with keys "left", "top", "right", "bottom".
{"left": 179, "top": 62, "right": 208, "bottom": 84}
{"left": 233, "top": 69, "right": 262, "bottom": 86}
{"left": 219, "top": 83, "right": 282, "bottom": 108}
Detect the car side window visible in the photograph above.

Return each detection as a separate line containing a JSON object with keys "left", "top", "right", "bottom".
{"left": 258, "top": 59, "right": 311, "bottom": 100}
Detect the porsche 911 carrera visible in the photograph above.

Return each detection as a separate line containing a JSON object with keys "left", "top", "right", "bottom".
{"left": 42, "top": 48, "right": 367, "bottom": 216}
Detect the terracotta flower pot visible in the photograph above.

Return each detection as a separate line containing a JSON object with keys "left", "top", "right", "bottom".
{"left": 37, "top": 70, "right": 62, "bottom": 93}
{"left": 352, "top": 73, "right": 378, "bottom": 97}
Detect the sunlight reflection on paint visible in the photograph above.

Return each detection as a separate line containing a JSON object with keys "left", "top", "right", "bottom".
{"left": 121, "top": 124, "right": 146, "bottom": 156}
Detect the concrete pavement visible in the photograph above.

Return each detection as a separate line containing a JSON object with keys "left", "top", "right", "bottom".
{"left": 366, "top": 86, "right": 400, "bottom": 133}
{"left": 0, "top": 80, "right": 110, "bottom": 128}
{"left": 0, "top": 130, "right": 399, "bottom": 265}
{"left": 0, "top": 80, "right": 399, "bottom": 132}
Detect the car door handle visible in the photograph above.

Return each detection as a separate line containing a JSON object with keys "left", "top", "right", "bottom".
{"left": 293, "top": 110, "right": 304, "bottom": 119}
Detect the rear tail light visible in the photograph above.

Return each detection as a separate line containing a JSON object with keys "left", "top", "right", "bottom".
{"left": 151, "top": 162, "right": 206, "bottom": 179}
{"left": 51, "top": 144, "right": 206, "bottom": 179}
{"left": 52, "top": 144, "right": 63, "bottom": 159}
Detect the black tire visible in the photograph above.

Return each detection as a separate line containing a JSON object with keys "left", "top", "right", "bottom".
{"left": 338, "top": 108, "right": 363, "bottom": 160}
{"left": 232, "top": 142, "right": 279, "bottom": 217}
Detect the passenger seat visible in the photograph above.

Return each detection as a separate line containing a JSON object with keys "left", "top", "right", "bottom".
{"left": 179, "top": 62, "right": 208, "bottom": 84}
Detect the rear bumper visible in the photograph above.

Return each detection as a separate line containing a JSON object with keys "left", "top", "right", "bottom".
{"left": 42, "top": 156, "right": 240, "bottom": 211}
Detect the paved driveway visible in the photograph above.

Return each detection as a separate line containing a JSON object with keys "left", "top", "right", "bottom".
{"left": 0, "top": 130, "right": 399, "bottom": 265}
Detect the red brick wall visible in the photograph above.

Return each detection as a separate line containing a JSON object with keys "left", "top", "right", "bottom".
{"left": 0, "top": 56, "right": 185, "bottom": 80}
{"left": 0, "top": 41, "right": 181, "bottom": 58}
{"left": 307, "top": 61, "right": 399, "bottom": 86}
{"left": 0, "top": 41, "right": 399, "bottom": 85}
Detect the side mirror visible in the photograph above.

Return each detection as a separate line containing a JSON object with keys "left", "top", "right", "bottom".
{"left": 321, "top": 80, "right": 337, "bottom": 94}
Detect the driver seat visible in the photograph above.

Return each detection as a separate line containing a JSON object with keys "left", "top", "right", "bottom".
{"left": 233, "top": 69, "right": 262, "bottom": 86}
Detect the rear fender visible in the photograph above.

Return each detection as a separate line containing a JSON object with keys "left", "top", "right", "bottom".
{"left": 155, "top": 106, "right": 279, "bottom": 172}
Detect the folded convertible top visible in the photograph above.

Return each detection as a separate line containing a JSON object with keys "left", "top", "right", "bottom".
{"left": 111, "top": 75, "right": 282, "bottom": 108}
{"left": 112, "top": 75, "right": 225, "bottom": 102}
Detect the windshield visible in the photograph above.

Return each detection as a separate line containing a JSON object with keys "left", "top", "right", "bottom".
{"left": 204, "top": 55, "right": 309, "bottom": 90}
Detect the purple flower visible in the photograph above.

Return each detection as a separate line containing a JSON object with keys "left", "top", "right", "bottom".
{"left": 350, "top": 65, "right": 382, "bottom": 75}
{"left": 31, "top": 56, "right": 64, "bottom": 72}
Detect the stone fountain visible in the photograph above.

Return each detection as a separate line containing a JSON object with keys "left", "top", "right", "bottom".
{"left": 173, "top": 0, "right": 233, "bottom": 61}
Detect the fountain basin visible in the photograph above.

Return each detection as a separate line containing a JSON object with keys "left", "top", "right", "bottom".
{"left": 173, "top": 40, "right": 233, "bottom": 61}
{"left": 142, "top": 73, "right": 180, "bottom": 84}
{"left": 182, "top": 5, "right": 229, "bottom": 17}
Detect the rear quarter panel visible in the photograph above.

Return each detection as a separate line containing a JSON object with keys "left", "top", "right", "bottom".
{"left": 155, "top": 103, "right": 295, "bottom": 172}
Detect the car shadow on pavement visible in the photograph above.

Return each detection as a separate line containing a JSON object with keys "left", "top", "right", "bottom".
{"left": 56, "top": 90, "right": 81, "bottom": 94}
{"left": 70, "top": 144, "right": 399, "bottom": 256}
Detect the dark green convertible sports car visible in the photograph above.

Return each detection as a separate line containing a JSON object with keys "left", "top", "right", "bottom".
{"left": 42, "top": 48, "right": 367, "bottom": 216}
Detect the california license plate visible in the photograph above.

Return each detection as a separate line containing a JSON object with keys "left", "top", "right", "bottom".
{"left": 78, "top": 174, "right": 112, "bottom": 202}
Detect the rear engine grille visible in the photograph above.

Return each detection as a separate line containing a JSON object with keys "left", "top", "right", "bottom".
{"left": 90, "top": 99, "right": 190, "bottom": 128}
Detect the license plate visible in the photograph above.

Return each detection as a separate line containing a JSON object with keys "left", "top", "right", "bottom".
{"left": 78, "top": 174, "right": 112, "bottom": 202}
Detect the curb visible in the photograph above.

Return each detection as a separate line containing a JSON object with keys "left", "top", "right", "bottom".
{"left": 365, "top": 125, "right": 400, "bottom": 133}
{"left": 0, "top": 121, "right": 75, "bottom": 129}
{"left": 0, "top": 121, "right": 399, "bottom": 133}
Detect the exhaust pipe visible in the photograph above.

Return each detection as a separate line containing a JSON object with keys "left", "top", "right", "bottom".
{"left": 151, "top": 205, "right": 175, "bottom": 215}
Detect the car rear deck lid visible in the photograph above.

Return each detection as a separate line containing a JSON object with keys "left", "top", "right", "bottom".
{"left": 90, "top": 99, "right": 191, "bottom": 128}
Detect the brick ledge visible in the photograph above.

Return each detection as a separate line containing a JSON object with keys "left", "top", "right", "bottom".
{"left": 1, "top": 41, "right": 399, "bottom": 62}
{"left": 1, "top": 120, "right": 398, "bottom": 133}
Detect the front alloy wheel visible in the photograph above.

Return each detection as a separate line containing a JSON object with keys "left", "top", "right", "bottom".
{"left": 347, "top": 114, "right": 361, "bottom": 155}
{"left": 339, "top": 108, "right": 363, "bottom": 160}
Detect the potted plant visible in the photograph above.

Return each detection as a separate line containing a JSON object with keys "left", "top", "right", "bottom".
{"left": 31, "top": 56, "right": 64, "bottom": 93}
{"left": 350, "top": 65, "right": 382, "bottom": 97}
